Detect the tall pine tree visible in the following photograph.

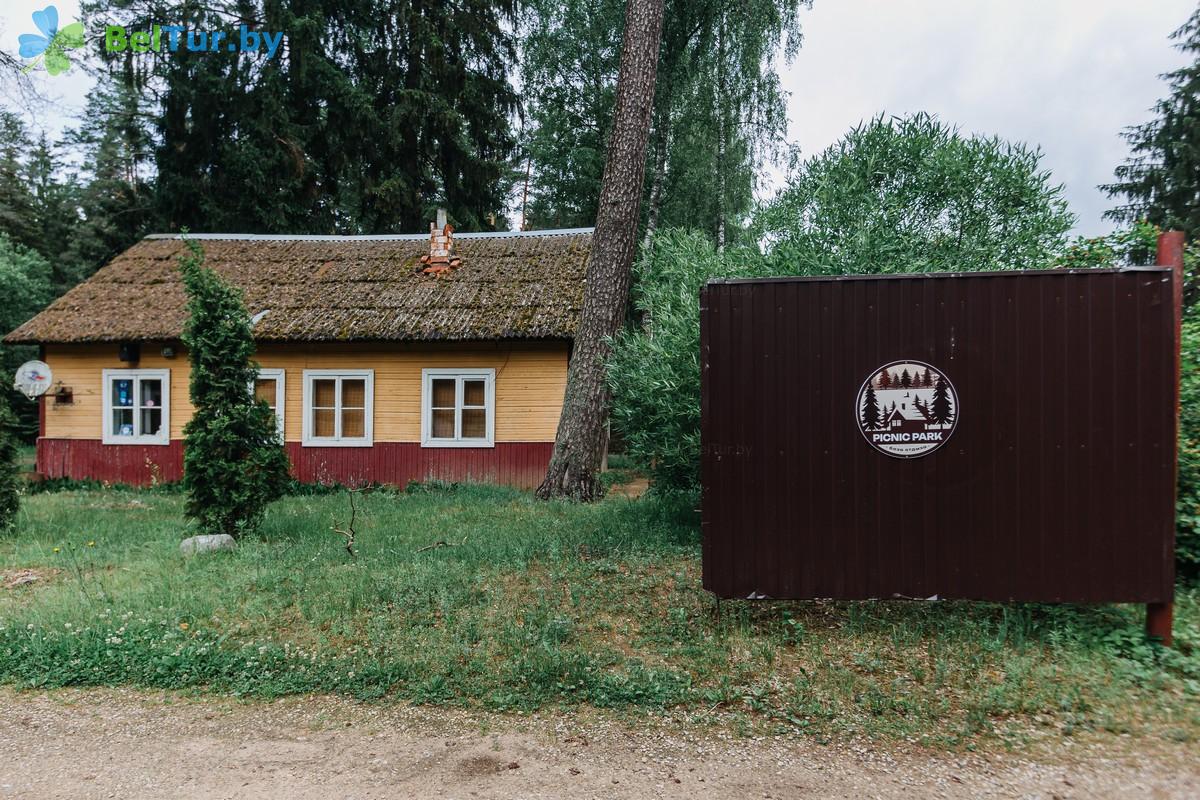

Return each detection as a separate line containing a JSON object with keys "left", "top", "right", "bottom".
{"left": 861, "top": 384, "right": 880, "bottom": 430}
{"left": 931, "top": 376, "right": 953, "bottom": 426}
{"left": 1103, "top": 8, "right": 1200, "bottom": 237}
{"left": 83, "top": 0, "right": 519, "bottom": 233}
{"left": 519, "top": 0, "right": 806, "bottom": 243}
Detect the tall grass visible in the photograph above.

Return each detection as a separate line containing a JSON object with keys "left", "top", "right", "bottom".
{"left": 0, "top": 485, "right": 1197, "bottom": 747}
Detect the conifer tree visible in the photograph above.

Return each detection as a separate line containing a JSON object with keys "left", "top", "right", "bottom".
{"left": 931, "top": 376, "right": 953, "bottom": 426}
{"left": 1104, "top": 8, "right": 1200, "bottom": 237}
{"left": 861, "top": 384, "right": 880, "bottom": 430}
{"left": 179, "top": 240, "right": 289, "bottom": 538}
{"left": 0, "top": 384, "right": 18, "bottom": 532}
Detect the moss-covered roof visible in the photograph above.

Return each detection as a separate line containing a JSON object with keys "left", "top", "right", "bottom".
{"left": 4, "top": 230, "right": 592, "bottom": 344}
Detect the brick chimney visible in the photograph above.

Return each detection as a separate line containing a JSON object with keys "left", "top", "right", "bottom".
{"left": 419, "top": 208, "right": 462, "bottom": 275}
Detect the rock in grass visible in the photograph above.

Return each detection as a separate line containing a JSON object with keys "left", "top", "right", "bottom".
{"left": 180, "top": 534, "right": 237, "bottom": 557}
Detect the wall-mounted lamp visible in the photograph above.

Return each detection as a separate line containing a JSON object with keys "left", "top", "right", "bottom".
{"left": 51, "top": 382, "right": 73, "bottom": 405}
{"left": 161, "top": 345, "right": 176, "bottom": 359}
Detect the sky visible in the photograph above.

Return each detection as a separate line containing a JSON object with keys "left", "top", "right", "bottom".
{"left": 778, "top": 0, "right": 1195, "bottom": 238}
{"left": 0, "top": 0, "right": 1194, "bottom": 238}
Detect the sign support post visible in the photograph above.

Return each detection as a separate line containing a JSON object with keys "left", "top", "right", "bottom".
{"left": 1149, "top": 230, "right": 1185, "bottom": 646}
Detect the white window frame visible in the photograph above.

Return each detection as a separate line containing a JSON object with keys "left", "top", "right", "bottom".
{"left": 421, "top": 368, "right": 496, "bottom": 448}
{"left": 101, "top": 368, "right": 171, "bottom": 445}
{"left": 253, "top": 368, "right": 286, "bottom": 437}
{"left": 301, "top": 369, "right": 374, "bottom": 447}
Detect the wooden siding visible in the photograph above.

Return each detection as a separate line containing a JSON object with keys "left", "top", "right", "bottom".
{"left": 37, "top": 439, "right": 553, "bottom": 489}
{"left": 41, "top": 341, "right": 569, "bottom": 443}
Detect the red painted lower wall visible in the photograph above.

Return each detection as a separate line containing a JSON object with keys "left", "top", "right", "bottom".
{"left": 36, "top": 439, "right": 554, "bottom": 490}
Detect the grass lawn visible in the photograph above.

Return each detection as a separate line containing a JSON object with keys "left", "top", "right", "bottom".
{"left": 1, "top": 484, "right": 1198, "bottom": 748}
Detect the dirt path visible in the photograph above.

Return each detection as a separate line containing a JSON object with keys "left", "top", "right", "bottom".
{"left": 1, "top": 688, "right": 1196, "bottom": 800}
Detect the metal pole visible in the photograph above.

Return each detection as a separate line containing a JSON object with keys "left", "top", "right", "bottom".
{"left": 1149, "top": 230, "right": 1185, "bottom": 646}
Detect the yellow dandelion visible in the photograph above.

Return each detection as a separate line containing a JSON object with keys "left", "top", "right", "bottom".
{"left": 179, "top": 622, "right": 189, "bottom": 631}
{"left": 87, "top": 541, "right": 96, "bottom": 547}
{"left": 52, "top": 547, "right": 60, "bottom": 553}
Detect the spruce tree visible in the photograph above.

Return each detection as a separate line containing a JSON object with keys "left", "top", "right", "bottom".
{"left": 861, "top": 384, "right": 880, "bottom": 430}
{"left": 179, "top": 240, "right": 289, "bottom": 539}
{"left": 931, "top": 377, "right": 953, "bottom": 426}
{"left": 1103, "top": 8, "right": 1200, "bottom": 237}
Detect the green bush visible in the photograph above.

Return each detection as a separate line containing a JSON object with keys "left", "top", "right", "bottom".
{"left": 609, "top": 230, "right": 761, "bottom": 496}
{"left": 0, "top": 388, "right": 18, "bottom": 532}
{"left": 1179, "top": 306, "right": 1200, "bottom": 582}
{"left": 0, "top": 234, "right": 53, "bottom": 441}
{"left": 179, "top": 239, "right": 290, "bottom": 538}
{"left": 756, "top": 113, "right": 1076, "bottom": 275}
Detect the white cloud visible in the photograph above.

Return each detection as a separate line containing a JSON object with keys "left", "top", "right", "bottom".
{"left": 779, "top": 0, "right": 1196, "bottom": 237}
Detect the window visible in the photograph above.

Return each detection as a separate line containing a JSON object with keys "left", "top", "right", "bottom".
{"left": 102, "top": 369, "right": 170, "bottom": 445}
{"left": 254, "top": 368, "right": 285, "bottom": 436}
{"left": 421, "top": 369, "right": 495, "bottom": 448}
{"left": 301, "top": 370, "right": 373, "bottom": 446}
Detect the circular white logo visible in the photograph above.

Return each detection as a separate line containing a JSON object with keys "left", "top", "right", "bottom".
{"left": 13, "top": 360, "right": 52, "bottom": 399}
{"left": 856, "top": 360, "right": 958, "bottom": 458}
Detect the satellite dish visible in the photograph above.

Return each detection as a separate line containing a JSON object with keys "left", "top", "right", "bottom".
{"left": 14, "top": 360, "right": 52, "bottom": 400}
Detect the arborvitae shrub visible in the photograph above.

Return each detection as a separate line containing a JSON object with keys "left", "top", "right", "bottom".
{"left": 179, "top": 240, "right": 289, "bottom": 538}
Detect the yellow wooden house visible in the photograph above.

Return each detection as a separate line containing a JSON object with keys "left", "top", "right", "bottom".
{"left": 4, "top": 223, "right": 591, "bottom": 487}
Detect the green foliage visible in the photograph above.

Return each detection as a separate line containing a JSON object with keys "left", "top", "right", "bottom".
{"left": 1055, "top": 220, "right": 1200, "bottom": 308}
{"left": 0, "top": 231, "right": 52, "bottom": 335}
{"left": 0, "top": 486, "right": 1197, "bottom": 745}
{"left": 614, "top": 116, "right": 1075, "bottom": 496}
{"left": 1103, "top": 8, "right": 1200, "bottom": 238}
{"left": 84, "top": 0, "right": 518, "bottom": 234}
{"left": 0, "top": 111, "right": 38, "bottom": 251}
{"left": 0, "top": 390, "right": 18, "bottom": 532}
{"left": 1179, "top": 305, "right": 1200, "bottom": 582}
{"left": 1054, "top": 220, "right": 1160, "bottom": 270}
{"left": 520, "top": 0, "right": 805, "bottom": 241}
{"left": 0, "top": 233, "right": 52, "bottom": 337}
{"left": 179, "top": 240, "right": 289, "bottom": 538}
{"left": 609, "top": 230, "right": 761, "bottom": 494}
{"left": 0, "top": 234, "right": 53, "bottom": 440}
{"left": 758, "top": 113, "right": 1075, "bottom": 274}
{"left": 519, "top": 0, "right": 622, "bottom": 228}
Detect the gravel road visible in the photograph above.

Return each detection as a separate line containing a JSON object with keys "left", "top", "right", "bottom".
{"left": 1, "top": 688, "right": 1196, "bottom": 799}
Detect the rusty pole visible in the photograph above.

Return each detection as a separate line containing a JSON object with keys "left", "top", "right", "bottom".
{"left": 1148, "top": 230, "right": 1185, "bottom": 646}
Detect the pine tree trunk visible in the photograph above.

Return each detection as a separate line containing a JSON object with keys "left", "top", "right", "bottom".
{"left": 537, "top": 0, "right": 666, "bottom": 501}
{"left": 715, "top": 14, "right": 728, "bottom": 253}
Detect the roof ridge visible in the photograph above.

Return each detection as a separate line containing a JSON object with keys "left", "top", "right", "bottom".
{"left": 143, "top": 228, "right": 595, "bottom": 242}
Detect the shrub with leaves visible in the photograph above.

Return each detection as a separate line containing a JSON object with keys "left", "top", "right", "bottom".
{"left": 609, "top": 230, "right": 761, "bottom": 495}
{"left": 0, "top": 384, "right": 18, "bottom": 532}
{"left": 179, "top": 240, "right": 289, "bottom": 538}
{"left": 1178, "top": 305, "right": 1200, "bottom": 582}
{"left": 0, "top": 234, "right": 53, "bottom": 441}
{"left": 756, "top": 113, "right": 1075, "bottom": 275}
{"left": 1055, "top": 219, "right": 1200, "bottom": 307}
